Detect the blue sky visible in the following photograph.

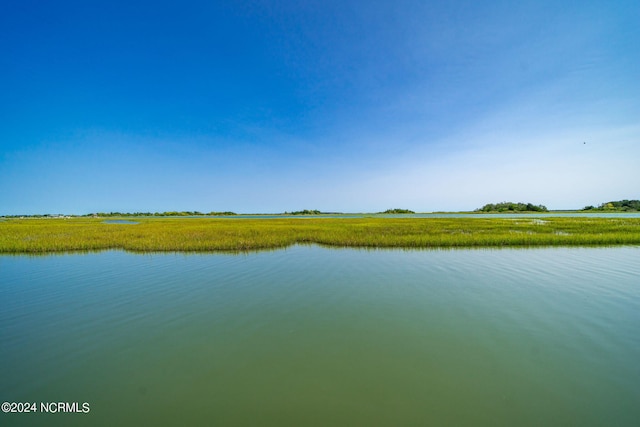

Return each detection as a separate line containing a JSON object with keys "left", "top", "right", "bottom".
{"left": 1, "top": 0, "right": 638, "bottom": 214}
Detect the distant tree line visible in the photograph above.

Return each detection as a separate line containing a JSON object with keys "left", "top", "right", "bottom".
{"left": 582, "top": 200, "right": 640, "bottom": 212}
{"left": 0, "top": 214, "right": 72, "bottom": 218}
{"left": 207, "top": 212, "right": 238, "bottom": 216}
{"left": 284, "top": 209, "right": 323, "bottom": 215}
{"left": 86, "top": 211, "right": 237, "bottom": 217}
{"left": 5, "top": 200, "right": 638, "bottom": 218}
{"left": 475, "top": 202, "right": 548, "bottom": 213}
{"left": 380, "top": 208, "right": 415, "bottom": 214}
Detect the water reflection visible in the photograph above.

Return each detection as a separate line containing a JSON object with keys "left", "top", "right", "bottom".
{"left": 1, "top": 246, "right": 639, "bottom": 426}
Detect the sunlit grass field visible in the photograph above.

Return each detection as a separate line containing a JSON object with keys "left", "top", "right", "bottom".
{"left": 1, "top": 216, "right": 639, "bottom": 253}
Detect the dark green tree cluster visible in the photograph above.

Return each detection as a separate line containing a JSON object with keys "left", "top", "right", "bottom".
{"left": 475, "top": 202, "right": 548, "bottom": 213}
{"left": 161, "top": 211, "right": 204, "bottom": 216}
{"left": 380, "top": 208, "right": 415, "bottom": 214}
{"left": 583, "top": 200, "right": 640, "bottom": 211}
{"left": 285, "top": 209, "right": 322, "bottom": 215}
{"left": 207, "top": 212, "right": 237, "bottom": 216}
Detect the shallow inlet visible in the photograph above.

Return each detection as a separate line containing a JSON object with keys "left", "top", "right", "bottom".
{"left": 1, "top": 246, "right": 639, "bottom": 426}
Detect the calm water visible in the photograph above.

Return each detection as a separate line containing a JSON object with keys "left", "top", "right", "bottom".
{"left": 1, "top": 246, "right": 639, "bottom": 426}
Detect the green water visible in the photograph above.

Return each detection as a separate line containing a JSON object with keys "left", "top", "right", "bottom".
{"left": 1, "top": 246, "right": 639, "bottom": 426}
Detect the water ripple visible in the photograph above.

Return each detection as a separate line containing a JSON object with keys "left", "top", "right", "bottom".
{"left": 1, "top": 246, "right": 639, "bottom": 425}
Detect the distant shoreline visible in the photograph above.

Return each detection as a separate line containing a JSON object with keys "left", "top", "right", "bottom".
{"left": 3, "top": 209, "right": 638, "bottom": 219}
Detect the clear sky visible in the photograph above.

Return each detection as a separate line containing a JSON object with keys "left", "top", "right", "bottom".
{"left": 1, "top": 0, "right": 638, "bottom": 214}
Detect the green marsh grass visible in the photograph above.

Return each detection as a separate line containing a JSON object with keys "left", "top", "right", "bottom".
{"left": 1, "top": 217, "right": 639, "bottom": 253}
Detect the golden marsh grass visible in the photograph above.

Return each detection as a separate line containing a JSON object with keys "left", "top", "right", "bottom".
{"left": 1, "top": 216, "right": 639, "bottom": 253}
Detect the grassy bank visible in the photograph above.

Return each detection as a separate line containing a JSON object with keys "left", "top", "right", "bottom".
{"left": 1, "top": 217, "right": 639, "bottom": 253}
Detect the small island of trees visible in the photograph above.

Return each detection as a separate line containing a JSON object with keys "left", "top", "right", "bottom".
{"left": 582, "top": 200, "right": 640, "bottom": 212}
{"left": 380, "top": 209, "right": 415, "bottom": 214}
{"left": 285, "top": 210, "right": 323, "bottom": 215}
{"left": 475, "top": 202, "right": 548, "bottom": 213}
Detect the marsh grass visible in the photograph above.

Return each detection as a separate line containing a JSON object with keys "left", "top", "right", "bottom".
{"left": 1, "top": 217, "right": 639, "bottom": 253}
